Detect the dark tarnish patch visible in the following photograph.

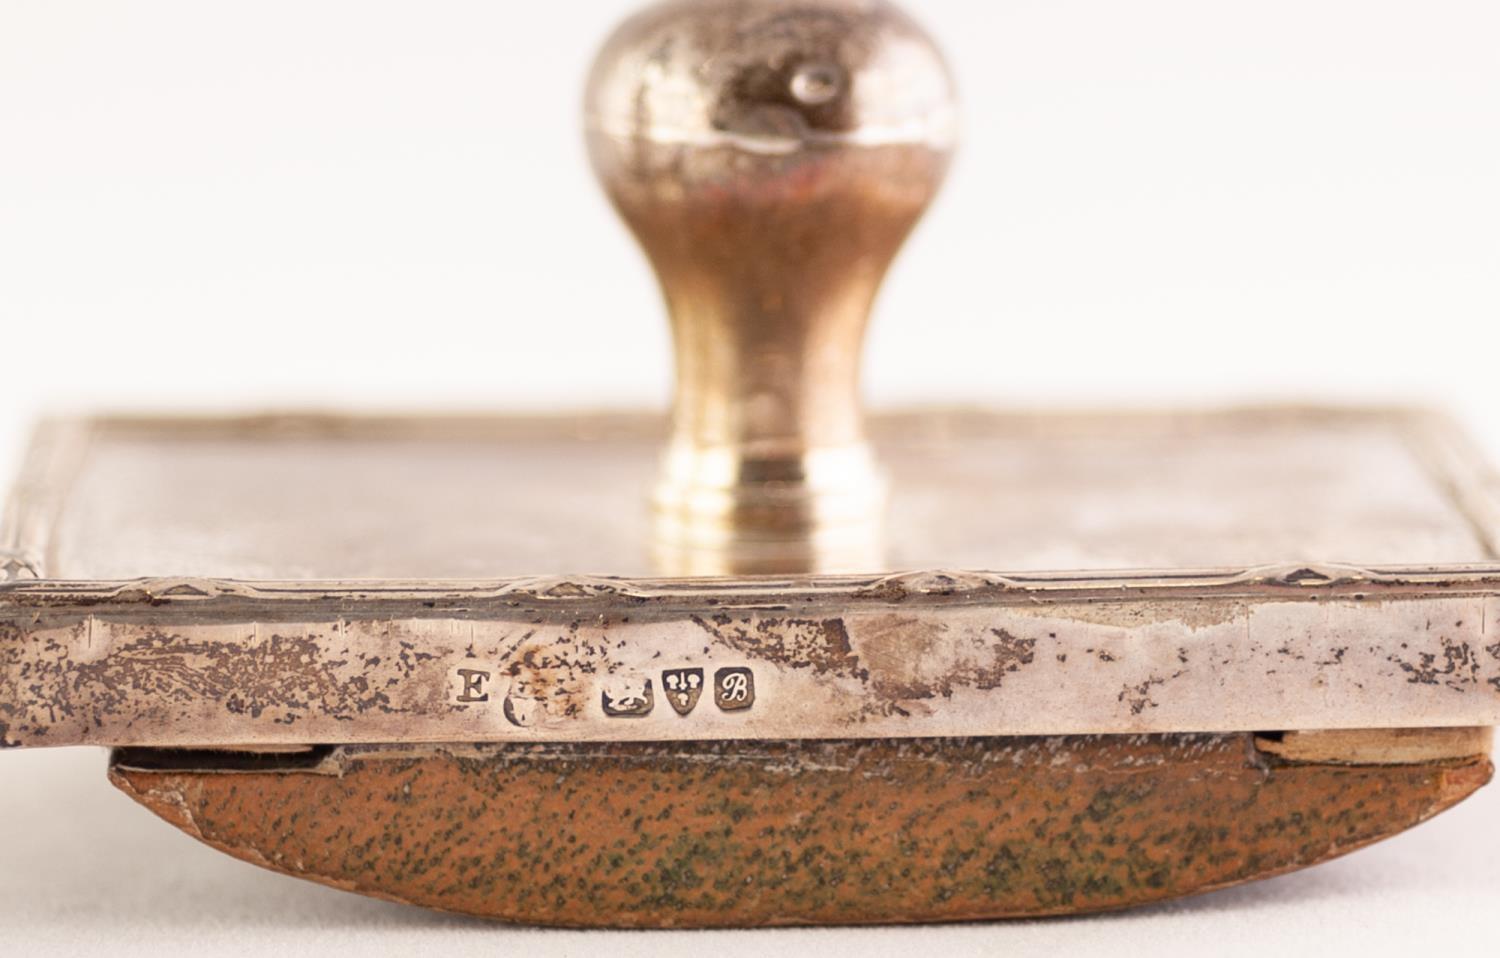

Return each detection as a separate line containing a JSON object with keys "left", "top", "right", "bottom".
{"left": 1390, "top": 636, "right": 1482, "bottom": 691}
{"left": 120, "top": 632, "right": 398, "bottom": 723}
{"left": 1118, "top": 672, "right": 1185, "bottom": 716}
{"left": 857, "top": 619, "right": 1037, "bottom": 701}
{"left": 494, "top": 629, "right": 602, "bottom": 722}
{"left": 0, "top": 622, "right": 25, "bottom": 746}
{"left": 989, "top": 629, "right": 1037, "bottom": 679}
{"left": 11, "top": 627, "right": 403, "bottom": 733}
{"left": 690, "top": 614, "right": 861, "bottom": 676}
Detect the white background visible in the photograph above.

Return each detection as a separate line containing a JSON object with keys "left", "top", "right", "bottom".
{"left": 2, "top": 1, "right": 1498, "bottom": 954}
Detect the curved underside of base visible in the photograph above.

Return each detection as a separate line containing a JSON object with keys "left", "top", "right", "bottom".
{"left": 109, "top": 731, "right": 1491, "bottom": 927}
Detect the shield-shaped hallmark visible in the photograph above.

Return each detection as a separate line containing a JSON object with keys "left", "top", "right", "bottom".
{"left": 662, "top": 668, "right": 704, "bottom": 715}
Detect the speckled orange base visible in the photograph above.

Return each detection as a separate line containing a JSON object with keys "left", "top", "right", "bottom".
{"left": 110, "top": 734, "right": 1491, "bottom": 927}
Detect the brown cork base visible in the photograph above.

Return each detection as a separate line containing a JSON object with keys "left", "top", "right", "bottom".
{"left": 109, "top": 732, "right": 1492, "bottom": 928}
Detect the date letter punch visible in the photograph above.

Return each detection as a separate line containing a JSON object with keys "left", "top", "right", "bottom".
{"left": 4, "top": 0, "right": 1500, "bottom": 928}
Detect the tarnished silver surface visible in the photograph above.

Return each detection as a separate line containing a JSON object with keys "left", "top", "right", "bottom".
{"left": 3, "top": 406, "right": 1500, "bottom": 749}
{"left": 5, "top": 565, "right": 1500, "bottom": 749}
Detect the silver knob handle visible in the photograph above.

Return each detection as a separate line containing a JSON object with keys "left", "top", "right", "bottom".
{"left": 585, "top": 0, "right": 957, "bottom": 574}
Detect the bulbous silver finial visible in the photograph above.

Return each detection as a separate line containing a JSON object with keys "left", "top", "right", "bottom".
{"left": 585, "top": 0, "right": 957, "bottom": 575}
